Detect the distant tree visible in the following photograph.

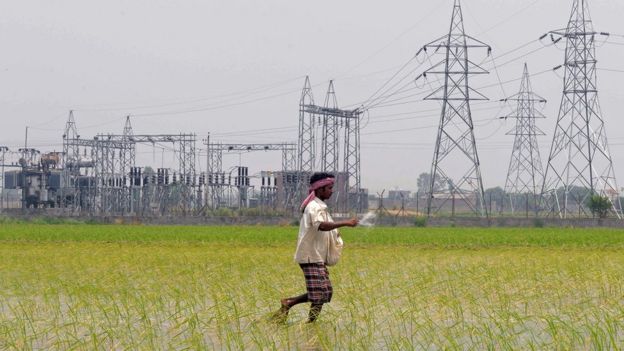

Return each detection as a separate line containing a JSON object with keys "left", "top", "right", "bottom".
{"left": 484, "top": 186, "right": 505, "bottom": 198}
{"left": 417, "top": 172, "right": 445, "bottom": 193}
{"left": 587, "top": 194, "right": 611, "bottom": 219}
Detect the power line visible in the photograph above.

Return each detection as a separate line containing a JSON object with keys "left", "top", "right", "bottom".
{"left": 130, "top": 86, "right": 304, "bottom": 117}
{"left": 332, "top": 1, "right": 448, "bottom": 80}
{"left": 72, "top": 76, "right": 306, "bottom": 112}
{"left": 475, "top": 0, "right": 541, "bottom": 36}
{"left": 355, "top": 56, "right": 418, "bottom": 110}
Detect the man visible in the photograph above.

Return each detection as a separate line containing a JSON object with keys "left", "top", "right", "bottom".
{"left": 274, "top": 172, "right": 358, "bottom": 323}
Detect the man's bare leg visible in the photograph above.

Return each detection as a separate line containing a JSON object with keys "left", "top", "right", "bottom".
{"left": 282, "top": 294, "right": 308, "bottom": 308}
{"left": 307, "top": 303, "right": 323, "bottom": 323}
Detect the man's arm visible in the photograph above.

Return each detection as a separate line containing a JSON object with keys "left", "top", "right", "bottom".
{"left": 318, "top": 218, "right": 358, "bottom": 231}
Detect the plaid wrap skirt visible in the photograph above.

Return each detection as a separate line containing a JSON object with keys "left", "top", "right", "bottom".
{"left": 300, "top": 263, "right": 333, "bottom": 304}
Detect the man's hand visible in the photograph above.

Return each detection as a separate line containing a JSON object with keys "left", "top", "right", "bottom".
{"left": 344, "top": 218, "right": 358, "bottom": 227}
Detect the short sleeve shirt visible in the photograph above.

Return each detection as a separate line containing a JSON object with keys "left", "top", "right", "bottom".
{"left": 294, "top": 197, "right": 334, "bottom": 264}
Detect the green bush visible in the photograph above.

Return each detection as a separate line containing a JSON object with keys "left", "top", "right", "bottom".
{"left": 587, "top": 194, "right": 611, "bottom": 219}
{"left": 414, "top": 217, "right": 427, "bottom": 227}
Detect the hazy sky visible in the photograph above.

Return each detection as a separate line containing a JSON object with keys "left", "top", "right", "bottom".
{"left": 1, "top": 0, "right": 624, "bottom": 193}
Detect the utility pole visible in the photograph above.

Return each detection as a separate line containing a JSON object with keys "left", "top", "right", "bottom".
{"left": 541, "top": 0, "right": 621, "bottom": 218}
{"left": 501, "top": 64, "right": 546, "bottom": 216}
{"left": 423, "top": 0, "right": 490, "bottom": 217}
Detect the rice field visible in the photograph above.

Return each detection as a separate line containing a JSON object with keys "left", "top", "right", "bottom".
{"left": 1, "top": 224, "right": 624, "bottom": 350}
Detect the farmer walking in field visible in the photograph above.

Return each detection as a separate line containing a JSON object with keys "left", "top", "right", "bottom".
{"left": 273, "top": 172, "right": 358, "bottom": 323}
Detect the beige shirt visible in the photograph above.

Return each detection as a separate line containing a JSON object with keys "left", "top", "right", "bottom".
{"left": 294, "top": 197, "right": 336, "bottom": 264}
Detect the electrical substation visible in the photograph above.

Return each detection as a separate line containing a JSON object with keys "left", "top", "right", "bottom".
{"left": 0, "top": 78, "right": 369, "bottom": 217}
{"left": 1, "top": 0, "right": 622, "bottom": 219}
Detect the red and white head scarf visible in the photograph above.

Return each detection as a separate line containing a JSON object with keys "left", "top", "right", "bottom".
{"left": 300, "top": 177, "right": 335, "bottom": 212}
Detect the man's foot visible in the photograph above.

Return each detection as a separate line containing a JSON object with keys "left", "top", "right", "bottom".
{"left": 270, "top": 299, "right": 290, "bottom": 323}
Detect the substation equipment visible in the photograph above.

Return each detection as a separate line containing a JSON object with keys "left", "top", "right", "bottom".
{"left": 59, "top": 114, "right": 201, "bottom": 216}
{"left": 204, "top": 142, "right": 298, "bottom": 212}
{"left": 2, "top": 148, "right": 63, "bottom": 209}
{"left": 1, "top": 112, "right": 204, "bottom": 216}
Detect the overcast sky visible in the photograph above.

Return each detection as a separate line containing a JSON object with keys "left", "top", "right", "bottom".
{"left": 1, "top": 0, "right": 624, "bottom": 193}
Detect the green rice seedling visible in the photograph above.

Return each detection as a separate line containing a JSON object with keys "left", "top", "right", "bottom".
{"left": 1, "top": 226, "right": 624, "bottom": 349}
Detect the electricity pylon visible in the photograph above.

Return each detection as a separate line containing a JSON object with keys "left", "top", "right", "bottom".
{"left": 297, "top": 76, "right": 315, "bottom": 176}
{"left": 121, "top": 116, "right": 135, "bottom": 214}
{"left": 422, "top": 0, "right": 490, "bottom": 217}
{"left": 502, "top": 64, "right": 546, "bottom": 216}
{"left": 61, "top": 110, "right": 80, "bottom": 211}
{"left": 296, "top": 76, "right": 315, "bottom": 199}
{"left": 541, "top": 0, "right": 622, "bottom": 218}
{"left": 296, "top": 77, "right": 363, "bottom": 212}
{"left": 321, "top": 80, "right": 339, "bottom": 174}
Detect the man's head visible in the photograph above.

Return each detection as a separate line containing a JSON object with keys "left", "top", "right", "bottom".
{"left": 310, "top": 172, "right": 335, "bottom": 201}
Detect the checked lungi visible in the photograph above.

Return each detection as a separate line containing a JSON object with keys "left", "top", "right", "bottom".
{"left": 300, "top": 263, "right": 333, "bottom": 304}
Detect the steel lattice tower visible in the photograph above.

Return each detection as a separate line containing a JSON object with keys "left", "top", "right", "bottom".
{"left": 281, "top": 142, "right": 298, "bottom": 212}
{"left": 62, "top": 111, "right": 80, "bottom": 163}
{"left": 178, "top": 133, "right": 197, "bottom": 213}
{"left": 423, "top": 0, "right": 490, "bottom": 217}
{"left": 61, "top": 110, "right": 80, "bottom": 210}
{"left": 296, "top": 77, "right": 363, "bottom": 212}
{"left": 541, "top": 0, "right": 621, "bottom": 218}
{"left": 296, "top": 76, "right": 315, "bottom": 204}
{"left": 121, "top": 116, "right": 135, "bottom": 178}
{"left": 321, "top": 80, "right": 339, "bottom": 174}
{"left": 343, "top": 106, "right": 361, "bottom": 212}
{"left": 206, "top": 136, "right": 224, "bottom": 209}
{"left": 502, "top": 64, "right": 546, "bottom": 215}
{"left": 121, "top": 116, "right": 136, "bottom": 213}
{"left": 297, "top": 76, "right": 315, "bottom": 176}
{"left": 0, "top": 146, "right": 7, "bottom": 211}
